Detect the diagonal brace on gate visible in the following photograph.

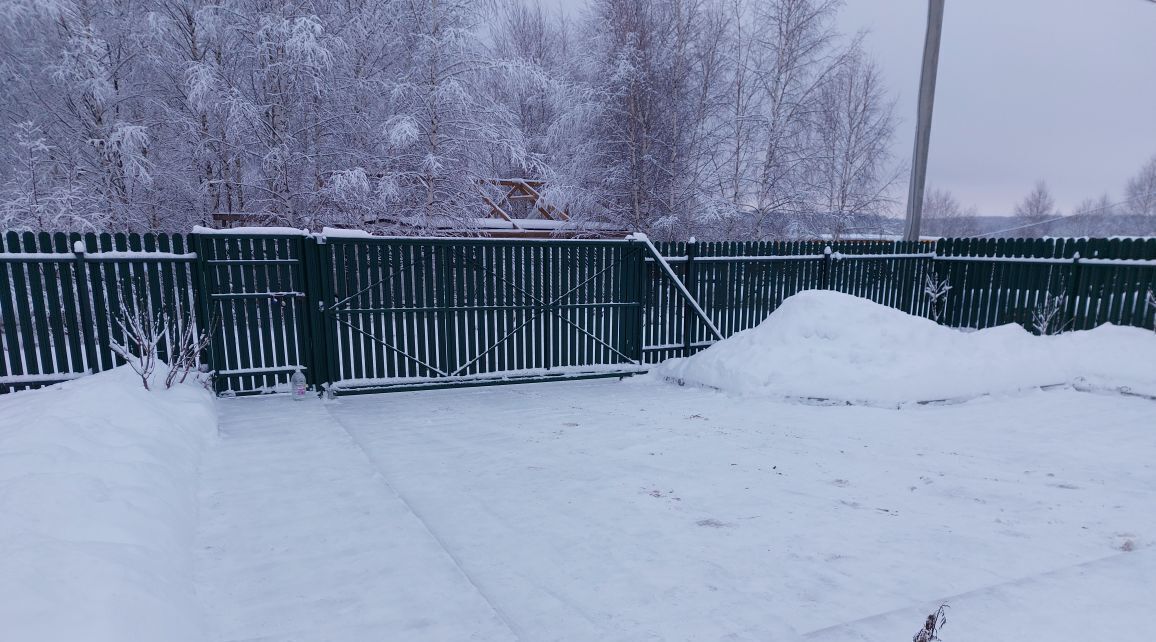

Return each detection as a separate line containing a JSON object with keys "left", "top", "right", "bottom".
{"left": 448, "top": 250, "right": 640, "bottom": 376}
{"left": 321, "top": 241, "right": 645, "bottom": 384}
{"left": 333, "top": 315, "right": 450, "bottom": 377}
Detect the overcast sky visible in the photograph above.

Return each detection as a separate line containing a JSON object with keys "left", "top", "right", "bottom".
{"left": 548, "top": 0, "right": 1156, "bottom": 216}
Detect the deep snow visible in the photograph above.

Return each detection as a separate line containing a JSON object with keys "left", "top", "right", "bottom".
{"left": 656, "top": 290, "right": 1156, "bottom": 405}
{"left": 5, "top": 290, "right": 1156, "bottom": 641}
{"left": 0, "top": 367, "right": 216, "bottom": 642}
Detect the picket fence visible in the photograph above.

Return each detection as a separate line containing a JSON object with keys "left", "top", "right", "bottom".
{"left": 0, "top": 230, "right": 1152, "bottom": 395}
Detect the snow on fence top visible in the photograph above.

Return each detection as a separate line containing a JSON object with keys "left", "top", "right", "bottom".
{"left": 316, "top": 226, "right": 632, "bottom": 243}
{"left": 191, "top": 225, "right": 310, "bottom": 237}
{"left": 0, "top": 250, "right": 196, "bottom": 261}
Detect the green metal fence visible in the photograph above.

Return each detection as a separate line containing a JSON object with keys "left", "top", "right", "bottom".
{"left": 934, "top": 237, "right": 1156, "bottom": 332}
{"left": 0, "top": 231, "right": 198, "bottom": 393}
{"left": 642, "top": 240, "right": 935, "bottom": 362}
{"left": 0, "top": 231, "right": 1153, "bottom": 396}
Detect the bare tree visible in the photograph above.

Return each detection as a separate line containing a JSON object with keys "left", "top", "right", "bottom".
{"left": 804, "top": 49, "right": 899, "bottom": 238}
{"left": 920, "top": 187, "right": 978, "bottom": 238}
{"left": 1069, "top": 194, "right": 1116, "bottom": 237}
{"left": 1124, "top": 154, "right": 1156, "bottom": 234}
{"left": 1013, "top": 180, "right": 1058, "bottom": 237}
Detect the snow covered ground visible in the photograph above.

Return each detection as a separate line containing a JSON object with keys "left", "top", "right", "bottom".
{"left": 198, "top": 380, "right": 1155, "bottom": 642}
{"left": 5, "top": 292, "right": 1155, "bottom": 641}
{"left": 0, "top": 367, "right": 216, "bottom": 642}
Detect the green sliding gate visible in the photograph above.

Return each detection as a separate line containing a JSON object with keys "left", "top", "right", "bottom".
{"left": 315, "top": 237, "right": 648, "bottom": 393}
{"left": 194, "top": 233, "right": 648, "bottom": 395}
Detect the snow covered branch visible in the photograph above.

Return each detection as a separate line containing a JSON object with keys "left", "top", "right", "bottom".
{"left": 109, "top": 295, "right": 168, "bottom": 391}
{"left": 923, "top": 268, "right": 951, "bottom": 323}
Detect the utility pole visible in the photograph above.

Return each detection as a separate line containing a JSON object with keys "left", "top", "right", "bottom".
{"left": 903, "top": 0, "right": 946, "bottom": 242}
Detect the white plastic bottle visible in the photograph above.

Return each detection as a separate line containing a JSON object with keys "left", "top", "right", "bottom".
{"left": 291, "top": 368, "right": 307, "bottom": 400}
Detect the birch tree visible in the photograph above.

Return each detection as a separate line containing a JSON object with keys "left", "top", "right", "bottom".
{"left": 803, "top": 49, "right": 897, "bottom": 238}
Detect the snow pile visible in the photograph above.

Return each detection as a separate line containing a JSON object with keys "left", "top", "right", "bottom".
{"left": 657, "top": 291, "right": 1156, "bottom": 405}
{"left": 0, "top": 367, "right": 216, "bottom": 642}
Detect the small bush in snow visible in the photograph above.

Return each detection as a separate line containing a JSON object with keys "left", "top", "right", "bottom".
{"left": 109, "top": 295, "right": 166, "bottom": 390}
{"left": 913, "top": 603, "right": 948, "bottom": 642}
{"left": 923, "top": 269, "right": 951, "bottom": 323}
{"left": 1031, "top": 290, "right": 1068, "bottom": 336}
{"left": 110, "top": 292, "right": 213, "bottom": 390}
{"left": 164, "top": 315, "right": 214, "bottom": 389}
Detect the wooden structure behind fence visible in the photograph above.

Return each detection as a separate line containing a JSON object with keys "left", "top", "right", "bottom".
{"left": 0, "top": 231, "right": 1153, "bottom": 395}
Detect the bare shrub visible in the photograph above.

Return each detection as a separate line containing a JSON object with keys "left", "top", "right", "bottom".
{"left": 913, "top": 603, "right": 948, "bottom": 642}
{"left": 109, "top": 291, "right": 214, "bottom": 391}
{"left": 163, "top": 314, "right": 214, "bottom": 389}
{"left": 109, "top": 295, "right": 167, "bottom": 390}
{"left": 1032, "top": 290, "right": 1068, "bottom": 336}
{"left": 923, "top": 268, "right": 952, "bottom": 323}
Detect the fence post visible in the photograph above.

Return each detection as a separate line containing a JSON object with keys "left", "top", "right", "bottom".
{"left": 822, "top": 245, "right": 832, "bottom": 289}
{"left": 681, "top": 240, "right": 697, "bottom": 357}
{"left": 1065, "top": 251, "right": 1081, "bottom": 331}
{"left": 192, "top": 233, "right": 227, "bottom": 394}
{"left": 71, "top": 240, "right": 101, "bottom": 374}
{"left": 302, "top": 234, "right": 335, "bottom": 394}
{"left": 630, "top": 240, "right": 646, "bottom": 364}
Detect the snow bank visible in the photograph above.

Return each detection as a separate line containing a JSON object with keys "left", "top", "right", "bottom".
{"left": 657, "top": 291, "right": 1156, "bottom": 405}
{"left": 0, "top": 367, "right": 216, "bottom": 642}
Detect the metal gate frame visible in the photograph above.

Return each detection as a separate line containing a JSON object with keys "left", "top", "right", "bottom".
{"left": 312, "top": 236, "right": 649, "bottom": 394}
{"left": 194, "top": 231, "right": 318, "bottom": 395}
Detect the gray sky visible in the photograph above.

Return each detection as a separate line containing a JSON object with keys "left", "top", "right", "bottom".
{"left": 837, "top": 0, "right": 1156, "bottom": 215}
{"left": 547, "top": 0, "right": 1156, "bottom": 216}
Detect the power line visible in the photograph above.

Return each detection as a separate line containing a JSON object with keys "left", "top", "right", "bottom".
{"left": 977, "top": 190, "right": 1156, "bottom": 238}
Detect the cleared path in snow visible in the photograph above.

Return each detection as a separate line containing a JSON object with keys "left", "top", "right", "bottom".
{"left": 194, "top": 396, "right": 517, "bottom": 642}
{"left": 196, "top": 379, "right": 1156, "bottom": 641}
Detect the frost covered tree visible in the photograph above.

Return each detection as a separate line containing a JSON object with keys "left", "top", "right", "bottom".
{"left": 0, "top": 122, "right": 101, "bottom": 230}
{"left": 743, "top": 0, "right": 851, "bottom": 237}
{"left": 0, "top": 0, "right": 901, "bottom": 237}
{"left": 0, "top": 1, "right": 159, "bottom": 228}
{"left": 375, "top": 0, "right": 535, "bottom": 230}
